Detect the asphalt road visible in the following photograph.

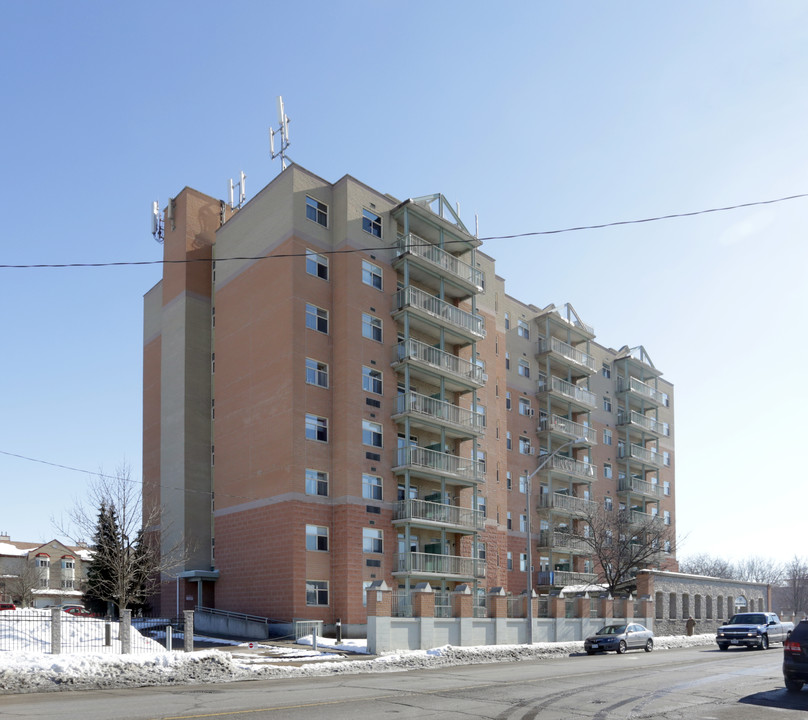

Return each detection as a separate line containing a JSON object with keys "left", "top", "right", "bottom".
{"left": 2, "top": 645, "right": 807, "bottom": 719}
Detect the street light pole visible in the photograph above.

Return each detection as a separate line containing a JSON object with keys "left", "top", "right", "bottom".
{"left": 525, "top": 436, "right": 585, "bottom": 644}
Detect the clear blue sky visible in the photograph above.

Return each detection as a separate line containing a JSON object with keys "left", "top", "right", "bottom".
{"left": 2, "top": 2, "right": 806, "bottom": 566}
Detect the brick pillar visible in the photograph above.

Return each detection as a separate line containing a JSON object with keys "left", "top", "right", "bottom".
{"left": 599, "top": 596, "right": 614, "bottom": 619}
{"left": 521, "top": 591, "right": 537, "bottom": 619}
{"left": 635, "top": 571, "right": 653, "bottom": 598}
{"left": 549, "top": 595, "right": 566, "bottom": 618}
{"left": 624, "top": 596, "right": 635, "bottom": 619}
{"left": 365, "top": 580, "right": 391, "bottom": 617}
{"left": 452, "top": 586, "right": 473, "bottom": 618}
{"left": 575, "top": 597, "right": 589, "bottom": 618}
{"left": 637, "top": 599, "right": 653, "bottom": 620}
{"left": 488, "top": 587, "right": 507, "bottom": 619}
{"left": 413, "top": 583, "right": 434, "bottom": 618}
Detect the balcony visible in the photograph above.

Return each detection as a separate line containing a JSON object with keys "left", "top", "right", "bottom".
{"left": 539, "top": 414, "right": 597, "bottom": 445}
{"left": 394, "top": 286, "right": 485, "bottom": 345}
{"left": 617, "top": 376, "right": 666, "bottom": 408}
{"left": 629, "top": 510, "right": 664, "bottom": 529}
{"left": 394, "top": 445, "right": 485, "bottom": 485}
{"left": 537, "top": 375, "right": 596, "bottom": 410}
{"left": 538, "top": 492, "right": 598, "bottom": 517}
{"left": 393, "top": 391, "right": 484, "bottom": 439}
{"left": 393, "top": 339, "right": 484, "bottom": 392}
{"left": 537, "top": 336, "right": 596, "bottom": 375}
{"left": 540, "top": 454, "right": 597, "bottom": 481}
{"left": 537, "top": 531, "right": 590, "bottom": 553}
{"left": 618, "top": 410, "right": 669, "bottom": 437}
{"left": 618, "top": 477, "right": 662, "bottom": 499}
{"left": 394, "top": 233, "right": 484, "bottom": 298}
{"left": 619, "top": 443, "right": 662, "bottom": 467}
{"left": 394, "top": 551, "right": 486, "bottom": 580}
{"left": 536, "top": 570, "right": 598, "bottom": 587}
{"left": 393, "top": 498, "right": 483, "bottom": 533}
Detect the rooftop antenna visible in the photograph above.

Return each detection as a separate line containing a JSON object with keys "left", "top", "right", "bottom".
{"left": 151, "top": 201, "right": 164, "bottom": 244}
{"left": 228, "top": 170, "right": 247, "bottom": 208}
{"left": 269, "top": 95, "right": 291, "bottom": 170}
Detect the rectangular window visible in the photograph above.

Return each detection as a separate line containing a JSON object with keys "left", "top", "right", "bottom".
{"left": 362, "top": 420, "right": 383, "bottom": 448}
{"left": 61, "top": 559, "right": 75, "bottom": 570}
{"left": 505, "top": 353, "right": 510, "bottom": 370}
{"left": 603, "top": 463, "right": 613, "bottom": 479}
{"left": 663, "top": 451, "right": 671, "bottom": 467}
{"left": 519, "top": 552, "right": 528, "bottom": 571}
{"left": 37, "top": 557, "right": 50, "bottom": 568}
{"left": 362, "top": 313, "right": 383, "bottom": 342}
{"left": 663, "top": 480, "right": 671, "bottom": 496}
{"left": 604, "top": 496, "right": 613, "bottom": 511}
{"left": 362, "top": 473, "right": 383, "bottom": 500}
{"left": 603, "top": 397, "right": 612, "bottom": 412}
{"left": 306, "top": 524, "right": 329, "bottom": 552}
{"left": 362, "top": 208, "right": 382, "bottom": 237}
{"left": 61, "top": 580, "right": 75, "bottom": 590}
{"left": 305, "top": 358, "right": 328, "bottom": 388}
{"left": 519, "top": 437, "right": 531, "bottom": 455}
{"left": 506, "top": 511, "right": 512, "bottom": 530}
{"left": 504, "top": 312, "right": 510, "bottom": 330}
{"left": 506, "top": 471, "right": 512, "bottom": 490}
{"left": 505, "top": 391, "right": 511, "bottom": 410}
{"left": 477, "top": 542, "right": 486, "bottom": 560}
{"left": 361, "top": 260, "right": 383, "bottom": 290}
{"left": 603, "top": 429, "right": 612, "bottom": 446}
{"left": 362, "top": 366, "right": 383, "bottom": 394}
{"left": 506, "top": 431, "right": 512, "bottom": 451}
{"left": 305, "top": 248, "right": 328, "bottom": 279}
{"left": 305, "top": 197, "right": 328, "bottom": 228}
{"left": 663, "top": 510, "right": 671, "bottom": 525}
{"left": 602, "top": 362, "right": 611, "bottom": 379}
{"left": 305, "top": 414, "right": 328, "bottom": 442}
{"left": 305, "top": 303, "right": 328, "bottom": 333}
{"left": 363, "top": 528, "right": 383, "bottom": 553}
{"left": 507, "top": 551, "right": 513, "bottom": 570}
{"left": 518, "top": 398, "right": 532, "bottom": 416}
{"left": 518, "top": 359, "right": 530, "bottom": 378}
{"left": 517, "top": 319, "right": 530, "bottom": 339}
{"left": 306, "top": 580, "right": 329, "bottom": 606}
{"left": 520, "top": 514, "right": 527, "bottom": 532}
{"left": 519, "top": 474, "right": 527, "bottom": 493}
{"left": 305, "top": 469, "right": 328, "bottom": 496}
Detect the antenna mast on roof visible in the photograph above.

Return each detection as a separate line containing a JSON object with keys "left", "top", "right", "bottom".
{"left": 269, "top": 95, "right": 291, "bottom": 170}
{"left": 229, "top": 171, "right": 247, "bottom": 208}
{"left": 150, "top": 201, "right": 164, "bottom": 243}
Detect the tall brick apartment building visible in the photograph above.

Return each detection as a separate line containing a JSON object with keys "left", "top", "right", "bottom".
{"left": 143, "top": 164, "right": 676, "bottom": 629}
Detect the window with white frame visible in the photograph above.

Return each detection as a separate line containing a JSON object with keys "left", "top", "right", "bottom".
{"left": 520, "top": 514, "right": 527, "bottom": 532}
{"left": 603, "top": 429, "right": 612, "bottom": 445}
{"left": 505, "top": 391, "right": 511, "bottom": 410}
{"left": 518, "top": 359, "right": 530, "bottom": 377}
{"left": 305, "top": 197, "right": 328, "bottom": 228}
{"left": 604, "top": 496, "right": 613, "bottom": 511}
{"left": 305, "top": 248, "right": 328, "bottom": 278}
{"left": 519, "top": 552, "right": 528, "bottom": 571}
{"left": 603, "top": 462, "right": 613, "bottom": 479}
{"left": 306, "top": 524, "right": 329, "bottom": 552}
{"left": 505, "top": 352, "right": 510, "bottom": 370}
{"left": 361, "top": 260, "right": 382, "bottom": 290}
{"left": 306, "top": 580, "right": 329, "bottom": 606}
{"left": 305, "top": 358, "right": 328, "bottom": 388}
{"left": 602, "top": 362, "right": 611, "bottom": 379}
{"left": 663, "top": 451, "right": 671, "bottom": 466}
{"left": 517, "top": 318, "right": 529, "bottom": 339}
{"left": 477, "top": 542, "right": 486, "bottom": 560}
{"left": 362, "top": 473, "right": 383, "bottom": 500}
{"left": 603, "top": 396, "right": 612, "bottom": 412}
{"left": 663, "top": 510, "right": 671, "bottom": 525}
{"left": 36, "top": 556, "right": 49, "bottom": 568}
{"left": 305, "top": 414, "right": 328, "bottom": 442}
{"left": 519, "top": 473, "right": 527, "bottom": 493}
{"left": 506, "top": 471, "right": 512, "bottom": 490}
{"left": 362, "top": 420, "right": 383, "bottom": 448}
{"left": 363, "top": 527, "right": 383, "bottom": 553}
{"left": 518, "top": 397, "right": 532, "bottom": 416}
{"left": 305, "top": 303, "right": 328, "bottom": 333}
{"left": 507, "top": 551, "right": 513, "bottom": 570}
{"left": 663, "top": 480, "right": 671, "bottom": 496}
{"left": 504, "top": 312, "right": 510, "bottom": 330}
{"left": 506, "top": 431, "right": 512, "bottom": 450}
{"left": 519, "top": 436, "right": 531, "bottom": 454}
{"left": 362, "top": 366, "right": 383, "bottom": 394}
{"left": 362, "top": 209, "right": 382, "bottom": 237}
{"left": 305, "top": 468, "right": 328, "bottom": 496}
{"left": 61, "top": 558, "right": 75, "bottom": 570}
{"left": 506, "top": 511, "right": 512, "bottom": 529}
{"left": 362, "top": 313, "right": 382, "bottom": 342}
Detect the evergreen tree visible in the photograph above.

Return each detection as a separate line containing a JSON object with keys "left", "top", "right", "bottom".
{"left": 83, "top": 501, "right": 119, "bottom": 615}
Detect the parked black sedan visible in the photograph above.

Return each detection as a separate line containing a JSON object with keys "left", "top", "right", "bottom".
{"left": 784, "top": 620, "right": 808, "bottom": 692}
{"left": 585, "top": 623, "right": 654, "bottom": 655}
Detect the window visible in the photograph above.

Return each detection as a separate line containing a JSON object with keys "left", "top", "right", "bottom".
{"left": 520, "top": 514, "right": 527, "bottom": 532}
{"left": 362, "top": 420, "right": 383, "bottom": 448}
{"left": 477, "top": 542, "right": 486, "bottom": 560}
{"left": 519, "top": 436, "right": 531, "bottom": 454}
{"left": 664, "top": 539, "right": 671, "bottom": 553}
{"left": 506, "top": 471, "right": 512, "bottom": 490}
{"left": 518, "top": 359, "right": 530, "bottom": 378}
{"left": 305, "top": 358, "right": 328, "bottom": 388}
{"left": 506, "top": 511, "right": 512, "bottom": 529}
{"left": 363, "top": 528, "right": 383, "bottom": 553}
{"left": 362, "top": 366, "right": 383, "bottom": 394}
{"left": 663, "top": 480, "right": 671, "bottom": 496}
{"left": 478, "top": 496, "right": 487, "bottom": 518}
{"left": 305, "top": 303, "right": 328, "bottom": 333}
{"left": 61, "top": 580, "right": 75, "bottom": 589}
{"left": 305, "top": 414, "right": 328, "bottom": 442}
{"left": 362, "top": 260, "right": 382, "bottom": 290}
{"left": 506, "top": 431, "right": 512, "bottom": 451}
{"left": 306, "top": 580, "right": 329, "bottom": 606}
{"left": 519, "top": 474, "right": 527, "bottom": 493}
{"left": 518, "top": 398, "right": 532, "bottom": 416}
{"left": 507, "top": 551, "right": 513, "bottom": 570}
{"left": 362, "top": 313, "right": 382, "bottom": 342}
{"left": 36, "top": 556, "right": 50, "bottom": 568}
{"left": 517, "top": 319, "right": 530, "bottom": 339}
{"left": 505, "top": 391, "right": 511, "bottom": 410}
{"left": 305, "top": 196, "right": 328, "bottom": 228}
{"left": 61, "top": 559, "right": 74, "bottom": 570}
{"left": 663, "top": 510, "right": 671, "bottom": 525}
{"left": 505, "top": 353, "right": 510, "bottom": 370}
{"left": 504, "top": 312, "right": 510, "bottom": 330}
{"left": 519, "top": 552, "right": 528, "bottom": 571}
{"left": 305, "top": 469, "right": 328, "bottom": 496}
{"left": 306, "top": 524, "right": 329, "bottom": 552}
{"left": 663, "top": 451, "right": 671, "bottom": 467}
{"left": 305, "top": 248, "right": 328, "bottom": 279}
{"left": 603, "top": 463, "right": 613, "bottom": 479}
{"left": 362, "top": 208, "right": 382, "bottom": 237}
{"left": 603, "top": 429, "right": 612, "bottom": 446}
{"left": 604, "top": 496, "right": 613, "bottom": 512}
{"left": 362, "top": 473, "right": 383, "bottom": 500}
{"left": 603, "top": 397, "right": 612, "bottom": 412}
{"left": 602, "top": 362, "right": 611, "bottom": 379}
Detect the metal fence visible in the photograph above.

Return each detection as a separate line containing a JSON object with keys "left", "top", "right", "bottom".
{"left": 294, "top": 620, "right": 323, "bottom": 641}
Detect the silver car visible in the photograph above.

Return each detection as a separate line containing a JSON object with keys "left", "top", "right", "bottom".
{"left": 584, "top": 623, "right": 654, "bottom": 655}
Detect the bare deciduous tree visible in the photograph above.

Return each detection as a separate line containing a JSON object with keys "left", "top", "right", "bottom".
{"left": 784, "top": 555, "right": 808, "bottom": 617}
{"left": 3, "top": 560, "right": 40, "bottom": 607}
{"left": 678, "top": 553, "right": 736, "bottom": 579}
{"left": 734, "top": 556, "right": 784, "bottom": 585}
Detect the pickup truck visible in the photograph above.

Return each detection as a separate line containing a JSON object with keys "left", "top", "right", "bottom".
{"left": 716, "top": 612, "right": 793, "bottom": 651}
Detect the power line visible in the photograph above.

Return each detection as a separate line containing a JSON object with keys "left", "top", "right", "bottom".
{"left": 1, "top": 191, "right": 806, "bottom": 269}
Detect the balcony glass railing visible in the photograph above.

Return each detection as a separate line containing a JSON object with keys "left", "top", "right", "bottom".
{"left": 537, "top": 376, "right": 596, "bottom": 408}
{"left": 394, "top": 551, "right": 486, "bottom": 579}
{"left": 395, "top": 286, "right": 485, "bottom": 338}
{"left": 537, "top": 337, "right": 596, "bottom": 372}
{"left": 396, "top": 445, "right": 485, "bottom": 483}
{"left": 393, "top": 339, "right": 485, "bottom": 386}
{"left": 539, "top": 415, "right": 597, "bottom": 444}
{"left": 395, "top": 391, "right": 485, "bottom": 435}
{"left": 393, "top": 498, "right": 484, "bottom": 531}
{"left": 397, "top": 233, "right": 484, "bottom": 290}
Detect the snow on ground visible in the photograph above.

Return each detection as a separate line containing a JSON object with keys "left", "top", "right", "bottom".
{"left": 0, "top": 609, "right": 718, "bottom": 696}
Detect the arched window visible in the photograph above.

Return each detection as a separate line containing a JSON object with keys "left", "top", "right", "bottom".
{"left": 717, "top": 595, "right": 724, "bottom": 619}
{"left": 669, "top": 592, "right": 677, "bottom": 619}
{"left": 706, "top": 595, "right": 713, "bottom": 619}
{"left": 694, "top": 594, "right": 702, "bottom": 619}
{"left": 682, "top": 593, "right": 690, "bottom": 617}
{"left": 735, "top": 595, "right": 748, "bottom": 613}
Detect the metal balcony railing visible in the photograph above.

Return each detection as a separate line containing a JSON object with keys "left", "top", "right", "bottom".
{"left": 393, "top": 339, "right": 485, "bottom": 386}
{"left": 618, "top": 376, "right": 666, "bottom": 405}
{"left": 618, "top": 410, "right": 670, "bottom": 436}
{"left": 539, "top": 414, "right": 597, "bottom": 444}
{"left": 395, "top": 445, "right": 485, "bottom": 483}
{"left": 538, "top": 375, "right": 596, "bottom": 408}
{"left": 542, "top": 454, "right": 597, "bottom": 480}
{"left": 538, "top": 531, "right": 590, "bottom": 552}
{"left": 537, "top": 337, "right": 596, "bottom": 372}
{"left": 538, "top": 493, "right": 598, "bottom": 515}
{"left": 629, "top": 510, "right": 664, "bottom": 528}
{"left": 619, "top": 443, "right": 662, "bottom": 467}
{"left": 395, "top": 286, "right": 485, "bottom": 338}
{"left": 394, "top": 551, "right": 486, "bottom": 579}
{"left": 397, "top": 233, "right": 484, "bottom": 291}
{"left": 395, "top": 391, "right": 485, "bottom": 435}
{"left": 393, "top": 498, "right": 484, "bottom": 531}
{"left": 618, "top": 477, "right": 662, "bottom": 498}
{"left": 536, "top": 570, "right": 598, "bottom": 587}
